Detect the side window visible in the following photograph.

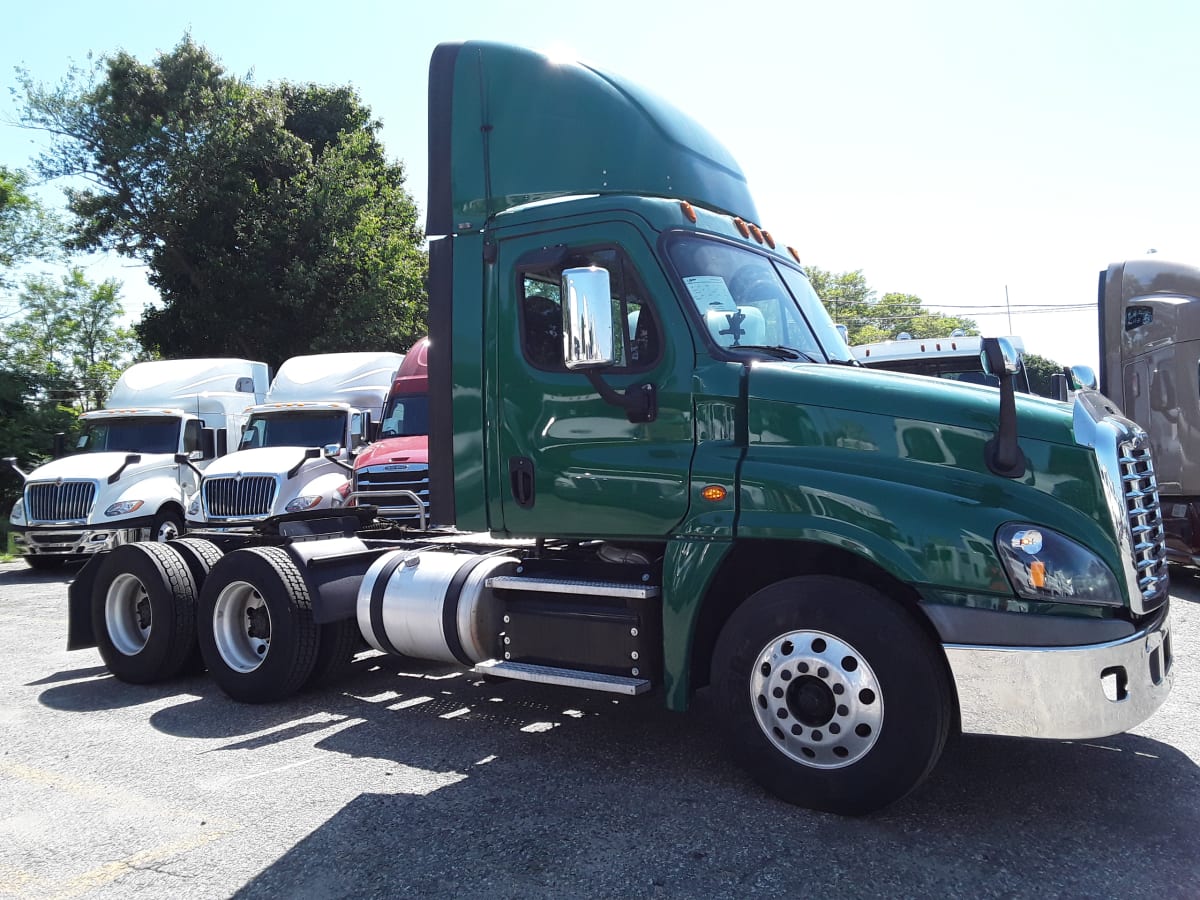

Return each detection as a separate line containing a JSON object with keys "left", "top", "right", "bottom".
{"left": 183, "top": 419, "right": 203, "bottom": 452}
{"left": 519, "top": 247, "right": 661, "bottom": 371}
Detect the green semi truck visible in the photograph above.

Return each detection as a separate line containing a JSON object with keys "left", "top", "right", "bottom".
{"left": 66, "top": 41, "right": 1173, "bottom": 815}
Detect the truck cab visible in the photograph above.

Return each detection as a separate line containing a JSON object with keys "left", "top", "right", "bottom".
{"left": 188, "top": 352, "right": 402, "bottom": 528}
{"left": 853, "top": 333, "right": 1033, "bottom": 392}
{"left": 7, "top": 358, "right": 267, "bottom": 568}
{"left": 346, "top": 336, "right": 430, "bottom": 524}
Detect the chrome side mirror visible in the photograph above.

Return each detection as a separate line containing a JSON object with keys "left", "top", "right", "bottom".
{"left": 980, "top": 337, "right": 1021, "bottom": 377}
{"left": 562, "top": 266, "right": 615, "bottom": 370}
{"left": 1068, "top": 364, "right": 1098, "bottom": 392}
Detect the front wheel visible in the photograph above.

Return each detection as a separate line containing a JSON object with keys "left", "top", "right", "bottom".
{"left": 711, "top": 575, "right": 954, "bottom": 815}
{"left": 150, "top": 509, "right": 185, "bottom": 543}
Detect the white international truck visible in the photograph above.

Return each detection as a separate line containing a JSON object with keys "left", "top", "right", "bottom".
{"left": 853, "top": 333, "right": 1033, "bottom": 392}
{"left": 186, "top": 352, "right": 403, "bottom": 529}
{"left": 6, "top": 358, "right": 268, "bottom": 569}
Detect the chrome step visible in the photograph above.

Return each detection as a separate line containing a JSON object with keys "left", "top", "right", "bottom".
{"left": 474, "top": 659, "right": 651, "bottom": 695}
{"left": 485, "top": 575, "right": 660, "bottom": 599}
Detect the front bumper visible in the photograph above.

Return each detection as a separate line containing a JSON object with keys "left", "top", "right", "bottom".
{"left": 12, "top": 518, "right": 154, "bottom": 557}
{"left": 945, "top": 605, "right": 1173, "bottom": 740}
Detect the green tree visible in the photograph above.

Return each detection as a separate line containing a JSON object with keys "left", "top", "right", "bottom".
{"left": 15, "top": 36, "right": 427, "bottom": 368}
{"left": 0, "top": 165, "right": 63, "bottom": 303}
{"left": 806, "top": 265, "right": 978, "bottom": 344}
{"left": 1, "top": 267, "right": 140, "bottom": 410}
{"left": 1022, "top": 352, "right": 1066, "bottom": 397}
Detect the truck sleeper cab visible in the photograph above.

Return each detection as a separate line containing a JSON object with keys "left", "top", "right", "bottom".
{"left": 8, "top": 358, "right": 267, "bottom": 568}
{"left": 347, "top": 337, "right": 431, "bottom": 525}
{"left": 189, "top": 352, "right": 403, "bottom": 529}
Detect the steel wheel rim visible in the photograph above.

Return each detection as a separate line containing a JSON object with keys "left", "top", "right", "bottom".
{"left": 750, "top": 629, "right": 883, "bottom": 770}
{"left": 105, "top": 573, "right": 152, "bottom": 656}
{"left": 212, "top": 581, "right": 271, "bottom": 673}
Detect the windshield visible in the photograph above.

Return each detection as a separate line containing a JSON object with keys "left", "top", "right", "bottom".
{"left": 379, "top": 392, "right": 429, "bottom": 439}
{"left": 77, "top": 416, "right": 181, "bottom": 455}
{"left": 666, "top": 234, "right": 856, "bottom": 363}
{"left": 240, "top": 410, "right": 346, "bottom": 450}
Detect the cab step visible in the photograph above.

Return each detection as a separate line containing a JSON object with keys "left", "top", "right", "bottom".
{"left": 485, "top": 575, "right": 660, "bottom": 600}
{"left": 474, "top": 659, "right": 651, "bottom": 695}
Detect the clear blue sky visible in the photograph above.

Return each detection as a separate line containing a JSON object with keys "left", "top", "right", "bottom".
{"left": 5, "top": 0, "right": 1200, "bottom": 370}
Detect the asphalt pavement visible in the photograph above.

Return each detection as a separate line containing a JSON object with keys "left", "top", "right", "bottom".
{"left": 1, "top": 559, "right": 1198, "bottom": 899}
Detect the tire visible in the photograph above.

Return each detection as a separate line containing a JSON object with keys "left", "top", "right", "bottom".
{"left": 168, "top": 538, "right": 226, "bottom": 675}
{"left": 25, "top": 555, "right": 66, "bottom": 571}
{"left": 306, "top": 618, "right": 363, "bottom": 688}
{"left": 150, "top": 508, "right": 185, "bottom": 543}
{"left": 711, "top": 575, "right": 953, "bottom": 815}
{"left": 91, "top": 542, "right": 199, "bottom": 684}
{"left": 197, "top": 546, "right": 319, "bottom": 703}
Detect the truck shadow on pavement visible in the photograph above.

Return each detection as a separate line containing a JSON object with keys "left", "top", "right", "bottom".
{"left": 37, "top": 650, "right": 1200, "bottom": 897}
{"left": 0, "top": 563, "right": 81, "bottom": 587}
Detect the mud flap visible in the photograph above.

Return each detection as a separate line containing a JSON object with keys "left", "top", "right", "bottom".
{"left": 66, "top": 556, "right": 102, "bottom": 650}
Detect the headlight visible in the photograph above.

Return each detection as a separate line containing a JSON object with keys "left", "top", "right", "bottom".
{"left": 104, "top": 500, "right": 145, "bottom": 517}
{"left": 10, "top": 499, "right": 25, "bottom": 525}
{"left": 187, "top": 497, "right": 202, "bottom": 517}
{"left": 995, "top": 523, "right": 1122, "bottom": 606}
{"left": 285, "top": 495, "right": 323, "bottom": 513}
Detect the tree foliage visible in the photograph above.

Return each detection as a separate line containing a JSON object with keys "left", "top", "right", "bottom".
{"left": 805, "top": 265, "right": 978, "bottom": 344}
{"left": 15, "top": 36, "right": 427, "bottom": 368}
{"left": 0, "top": 166, "right": 63, "bottom": 301}
{"left": 1022, "top": 352, "right": 1066, "bottom": 398}
{"left": 2, "top": 267, "right": 140, "bottom": 411}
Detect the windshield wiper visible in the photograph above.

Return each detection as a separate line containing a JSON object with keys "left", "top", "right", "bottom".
{"left": 730, "top": 344, "right": 819, "bottom": 362}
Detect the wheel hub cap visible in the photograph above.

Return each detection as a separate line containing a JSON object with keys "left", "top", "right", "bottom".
{"left": 213, "top": 581, "right": 272, "bottom": 673}
{"left": 750, "top": 630, "right": 884, "bottom": 769}
{"left": 105, "top": 573, "right": 152, "bottom": 656}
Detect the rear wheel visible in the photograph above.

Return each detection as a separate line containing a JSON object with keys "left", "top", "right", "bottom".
{"left": 198, "top": 547, "right": 319, "bottom": 703}
{"left": 711, "top": 575, "right": 953, "bottom": 815}
{"left": 168, "top": 538, "right": 225, "bottom": 674}
{"left": 91, "top": 542, "right": 198, "bottom": 684}
{"left": 307, "top": 619, "right": 363, "bottom": 688}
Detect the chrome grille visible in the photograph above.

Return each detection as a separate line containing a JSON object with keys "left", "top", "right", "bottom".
{"left": 354, "top": 464, "right": 430, "bottom": 523}
{"left": 203, "top": 476, "right": 278, "bottom": 519}
{"left": 25, "top": 481, "right": 97, "bottom": 522}
{"left": 1119, "top": 436, "right": 1168, "bottom": 611}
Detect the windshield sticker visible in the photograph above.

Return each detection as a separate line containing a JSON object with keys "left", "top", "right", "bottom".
{"left": 683, "top": 275, "right": 737, "bottom": 312}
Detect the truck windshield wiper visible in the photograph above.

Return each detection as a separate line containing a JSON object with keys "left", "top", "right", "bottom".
{"left": 731, "top": 344, "right": 818, "bottom": 362}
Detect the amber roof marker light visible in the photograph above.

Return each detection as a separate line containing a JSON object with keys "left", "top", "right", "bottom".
{"left": 680, "top": 200, "right": 698, "bottom": 223}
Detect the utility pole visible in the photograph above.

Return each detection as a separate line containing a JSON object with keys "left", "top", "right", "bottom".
{"left": 1005, "top": 285, "right": 1013, "bottom": 334}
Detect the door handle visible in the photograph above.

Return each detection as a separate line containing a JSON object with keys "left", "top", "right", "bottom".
{"left": 509, "top": 456, "right": 535, "bottom": 509}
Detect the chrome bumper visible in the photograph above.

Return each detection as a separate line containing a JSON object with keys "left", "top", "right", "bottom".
{"left": 945, "top": 607, "right": 1173, "bottom": 740}
{"left": 14, "top": 526, "right": 144, "bottom": 557}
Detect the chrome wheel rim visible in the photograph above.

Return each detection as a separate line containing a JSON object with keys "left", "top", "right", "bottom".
{"left": 750, "top": 629, "right": 883, "bottom": 769}
{"left": 212, "top": 581, "right": 271, "bottom": 673}
{"left": 155, "top": 518, "right": 181, "bottom": 542}
{"left": 105, "top": 573, "right": 152, "bottom": 656}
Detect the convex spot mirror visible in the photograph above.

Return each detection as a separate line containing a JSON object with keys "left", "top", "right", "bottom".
{"left": 562, "top": 266, "right": 615, "bottom": 370}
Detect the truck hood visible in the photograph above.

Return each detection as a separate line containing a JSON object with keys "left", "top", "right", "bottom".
{"left": 355, "top": 437, "right": 429, "bottom": 470}
{"left": 748, "top": 363, "right": 1075, "bottom": 446}
{"left": 24, "top": 451, "right": 176, "bottom": 484}
{"left": 203, "top": 446, "right": 325, "bottom": 478}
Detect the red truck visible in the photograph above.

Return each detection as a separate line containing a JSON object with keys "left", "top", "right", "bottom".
{"left": 343, "top": 337, "right": 430, "bottom": 526}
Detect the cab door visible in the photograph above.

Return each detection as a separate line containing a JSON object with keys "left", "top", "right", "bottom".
{"left": 491, "top": 221, "right": 695, "bottom": 538}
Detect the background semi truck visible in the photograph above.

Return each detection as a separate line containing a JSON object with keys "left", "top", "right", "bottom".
{"left": 187, "top": 352, "right": 402, "bottom": 528}
{"left": 853, "top": 333, "right": 1033, "bottom": 392}
{"left": 345, "top": 336, "right": 431, "bottom": 525}
{"left": 1098, "top": 258, "right": 1200, "bottom": 567}
{"left": 67, "top": 41, "right": 1173, "bottom": 815}
{"left": 7, "top": 358, "right": 267, "bottom": 569}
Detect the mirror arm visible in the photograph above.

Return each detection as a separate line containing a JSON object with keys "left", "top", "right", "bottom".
{"left": 173, "top": 453, "right": 205, "bottom": 479}
{"left": 981, "top": 338, "right": 1027, "bottom": 478}
{"left": 288, "top": 447, "right": 322, "bottom": 479}
{"left": 3, "top": 457, "right": 28, "bottom": 482}
{"left": 584, "top": 371, "right": 657, "bottom": 423}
